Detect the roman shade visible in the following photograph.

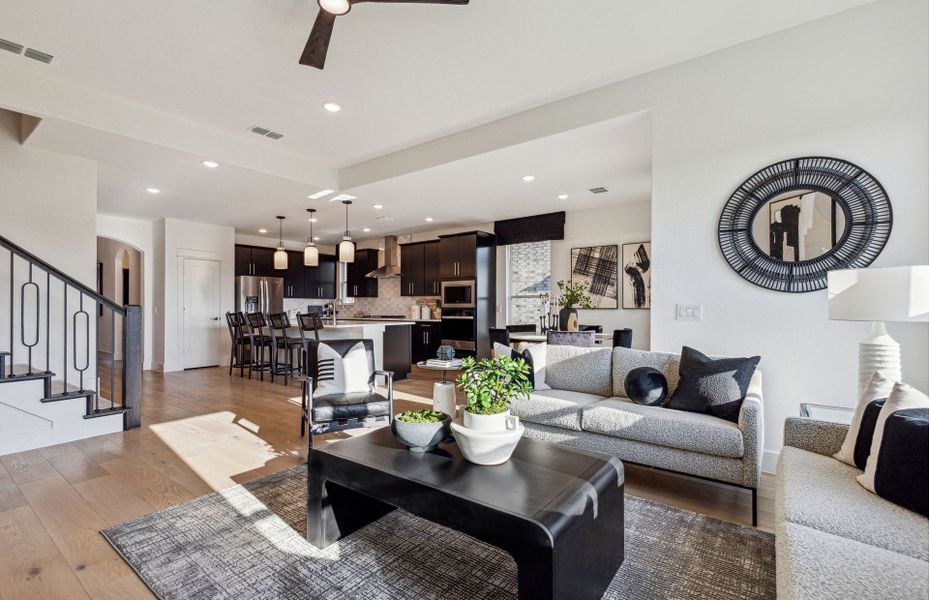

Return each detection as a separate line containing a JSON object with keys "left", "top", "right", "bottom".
{"left": 494, "top": 212, "right": 565, "bottom": 245}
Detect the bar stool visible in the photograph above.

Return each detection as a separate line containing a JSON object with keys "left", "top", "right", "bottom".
{"left": 225, "top": 312, "right": 250, "bottom": 377}
{"left": 268, "top": 312, "right": 303, "bottom": 386}
{"left": 245, "top": 312, "right": 273, "bottom": 381}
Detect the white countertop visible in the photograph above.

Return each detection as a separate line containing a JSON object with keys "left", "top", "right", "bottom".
{"left": 340, "top": 317, "right": 440, "bottom": 324}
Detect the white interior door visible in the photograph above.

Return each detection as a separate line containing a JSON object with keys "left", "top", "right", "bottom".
{"left": 183, "top": 258, "right": 222, "bottom": 369}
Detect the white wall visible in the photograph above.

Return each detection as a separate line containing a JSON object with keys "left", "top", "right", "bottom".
{"left": 155, "top": 218, "right": 235, "bottom": 372}
{"left": 552, "top": 201, "right": 651, "bottom": 349}
{"left": 648, "top": 0, "right": 928, "bottom": 469}
{"left": 0, "top": 108, "right": 98, "bottom": 382}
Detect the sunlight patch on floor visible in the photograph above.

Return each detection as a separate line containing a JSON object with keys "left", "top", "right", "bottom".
{"left": 150, "top": 411, "right": 281, "bottom": 490}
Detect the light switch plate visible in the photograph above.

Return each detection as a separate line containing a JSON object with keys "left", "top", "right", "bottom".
{"left": 676, "top": 304, "right": 704, "bottom": 321}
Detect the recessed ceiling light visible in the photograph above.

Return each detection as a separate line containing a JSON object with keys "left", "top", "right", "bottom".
{"left": 521, "top": 175, "right": 535, "bottom": 182}
{"left": 362, "top": 227, "right": 371, "bottom": 233}
{"left": 313, "top": 236, "right": 320, "bottom": 241}
{"left": 258, "top": 228, "right": 268, "bottom": 234}
{"left": 425, "top": 217, "right": 435, "bottom": 222}
{"left": 145, "top": 187, "right": 160, "bottom": 194}
{"left": 557, "top": 194, "right": 569, "bottom": 200}
{"left": 322, "top": 102, "right": 342, "bottom": 113}
{"left": 309, "top": 189, "right": 334, "bottom": 200}
{"left": 372, "top": 204, "right": 384, "bottom": 210}
{"left": 201, "top": 160, "right": 219, "bottom": 168}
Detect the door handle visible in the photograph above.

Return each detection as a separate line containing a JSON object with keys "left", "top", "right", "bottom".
{"left": 211, "top": 317, "right": 220, "bottom": 321}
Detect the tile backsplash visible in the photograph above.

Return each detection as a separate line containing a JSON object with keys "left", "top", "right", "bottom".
{"left": 346, "top": 277, "right": 440, "bottom": 319}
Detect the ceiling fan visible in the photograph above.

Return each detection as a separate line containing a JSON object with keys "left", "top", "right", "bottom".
{"left": 300, "top": 0, "right": 470, "bottom": 70}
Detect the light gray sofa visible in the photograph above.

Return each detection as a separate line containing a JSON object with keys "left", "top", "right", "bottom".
{"left": 511, "top": 345, "right": 763, "bottom": 524}
{"left": 776, "top": 418, "right": 929, "bottom": 600}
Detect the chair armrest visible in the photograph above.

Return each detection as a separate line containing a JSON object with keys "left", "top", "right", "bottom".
{"left": 784, "top": 418, "right": 849, "bottom": 456}
{"left": 375, "top": 370, "right": 395, "bottom": 420}
{"left": 738, "top": 370, "right": 763, "bottom": 489}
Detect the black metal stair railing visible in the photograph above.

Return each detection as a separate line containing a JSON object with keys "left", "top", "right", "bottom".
{"left": 0, "top": 233, "right": 141, "bottom": 430}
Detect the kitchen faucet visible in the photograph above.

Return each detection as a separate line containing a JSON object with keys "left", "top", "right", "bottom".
{"left": 328, "top": 299, "right": 342, "bottom": 326}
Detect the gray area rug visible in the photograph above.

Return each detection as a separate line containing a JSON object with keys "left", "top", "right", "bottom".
{"left": 103, "top": 465, "right": 775, "bottom": 599}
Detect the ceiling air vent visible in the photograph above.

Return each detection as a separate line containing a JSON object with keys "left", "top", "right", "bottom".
{"left": 24, "top": 48, "right": 54, "bottom": 63}
{"left": 0, "top": 38, "right": 24, "bottom": 55}
{"left": 589, "top": 186, "right": 609, "bottom": 194}
{"left": 249, "top": 125, "right": 284, "bottom": 140}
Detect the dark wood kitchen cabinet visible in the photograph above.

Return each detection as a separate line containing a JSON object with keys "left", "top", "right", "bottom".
{"left": 283, "top": 251, "right": 305, "bottom": 298}
{"left": 305, "top": 254, "right": 337, "bottom": 299}
{"left": 438, "top": 233, "right": 481, "bottom": 279}
{"left": 401, "top": 241, "right": 440, "bottom": 297}
{"left": 235, "top": 245, "right": 277, "bottom": 277}
{"left": 347, "top": 249, "right": 379, "bottom": 298}
{"left": 412, "top": 322, "right": 441, "bottom": 363}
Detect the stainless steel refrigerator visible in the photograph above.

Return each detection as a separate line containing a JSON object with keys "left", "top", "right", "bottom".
{"left": 236, "top": 276, "right": 284, "bottom": 314}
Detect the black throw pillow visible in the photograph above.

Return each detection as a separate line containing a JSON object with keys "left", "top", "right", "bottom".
{"left": 665, "top": 346, "right": 760, "bottom": 423}
{"left": 853, "top": 398, "right": 887, "bottom": 470}
{"left": 874, "top": 408, "right": 929, "bottom": 517}
{"left": 624, "top": 367, "right": 668, "bottom": 406}
{"left": 520, "top": 349, "right": 535, "bottom": 391}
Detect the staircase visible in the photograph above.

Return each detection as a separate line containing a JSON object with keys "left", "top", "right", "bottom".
{"left": 0, "top": 234, "right": 141, "bottom": 456}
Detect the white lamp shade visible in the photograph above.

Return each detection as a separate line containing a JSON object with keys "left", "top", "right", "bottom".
{"left": 273, "top": 248, "right": 288, "bottom": 270}
{"left": 304, "top": 244, "right": 319, "bottom": 267}
{"left": 339, "top": 238, "right": 355, "bottom": 263}
{"left": 828, "top": 266, "right": 929, "bottom": 322}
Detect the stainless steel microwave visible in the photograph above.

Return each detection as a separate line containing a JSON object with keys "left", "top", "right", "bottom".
{"left": 441, "top": 280, "right": 475, "bottom": 308}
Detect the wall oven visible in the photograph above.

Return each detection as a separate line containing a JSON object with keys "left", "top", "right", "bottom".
{"left": 441, "top": 280, "right": 476, "bottom": 308}
{"left": 441, "top": 309, "right": 476, "bottom": 352}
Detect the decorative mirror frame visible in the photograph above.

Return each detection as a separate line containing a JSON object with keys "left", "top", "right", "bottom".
{"left": 718, "top": 156, "right": 892, "bottom": 293}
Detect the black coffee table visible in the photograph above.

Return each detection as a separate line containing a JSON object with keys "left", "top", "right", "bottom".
{"left": 307, "top": 427, "right": 625, "bottom": 599}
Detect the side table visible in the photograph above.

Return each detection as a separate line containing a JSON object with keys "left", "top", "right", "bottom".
{"left": 416, "top": 361, "right": 460, "bottom": 418}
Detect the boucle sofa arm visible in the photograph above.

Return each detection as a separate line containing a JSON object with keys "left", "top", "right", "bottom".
{"left": 738, "top": 370, "right": 763, "bottom": 489}
{"left": 784, "top": 418, "right": 849, "bottom": 456}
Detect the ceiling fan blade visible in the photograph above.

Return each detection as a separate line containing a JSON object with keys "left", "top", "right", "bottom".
{"left": 354, "top": 0, "right": 469, "bottom": 5}
{"left": 299, "top": 9, "right": 337, "bottom": 69}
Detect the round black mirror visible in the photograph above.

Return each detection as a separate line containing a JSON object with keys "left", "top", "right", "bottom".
{"left": 719, "top": 157, "right": 892, "bottom": 292}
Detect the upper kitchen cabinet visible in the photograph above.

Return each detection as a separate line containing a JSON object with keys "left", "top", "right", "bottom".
{"left": 283, "top": 251, "right": 305, "bottom": 298}
{"left": 423, "top": 241, "right": 440, "bottom": 296}
{"left": 234, "top": 245, "right": 277, "bottom": 277}
{"left": 315, "top": 254, "right": 338, "bottom": 299}
{"left": 400, "top": 243, "right": 425, "bottom": 297}
{"left": 438, "top": 232, "right": 492, "bottom": 279}
{"left": 347, "top": 249, "right": 379, "bottom": 298}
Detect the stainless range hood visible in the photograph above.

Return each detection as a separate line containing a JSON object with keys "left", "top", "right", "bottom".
{"left": 366, "top": 235, "right": 402, "bottom": 278}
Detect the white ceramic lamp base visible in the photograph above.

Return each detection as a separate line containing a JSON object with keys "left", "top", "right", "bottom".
{"left": 858, "top": 321, "right": 901, "bottom": 395}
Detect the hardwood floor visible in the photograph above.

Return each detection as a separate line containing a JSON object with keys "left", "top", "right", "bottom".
{"left": 0, "top": 366, "right": 775, "bottom": 600}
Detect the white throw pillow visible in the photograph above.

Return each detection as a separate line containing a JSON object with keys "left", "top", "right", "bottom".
{"left": 523, "top": 342, "right": 551, "bottom": 391}
{"left": 316, "top": 342, "right": 371, "bottom": 397}
{"left": 858, "top": 382, "right": 929, "bottom": 492}
{"left": 834, "top": 371, "right": 895, "bottom": 466}
{"left": 493, "top": 342, "right": 515, "bottom": 360}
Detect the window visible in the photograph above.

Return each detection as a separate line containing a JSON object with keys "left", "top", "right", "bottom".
{"left": 506, "top": 241, "right": 551, "bottom": 327}
{"left": 338, "top": 262, "right": 354, "bottom": 304}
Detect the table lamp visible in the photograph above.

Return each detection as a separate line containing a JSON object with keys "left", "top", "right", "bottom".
{"left": 828, "top": 266, "right": 929, "bottom": 394}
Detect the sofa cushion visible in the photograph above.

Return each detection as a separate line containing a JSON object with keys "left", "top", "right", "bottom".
{"left": 581, "top": 398, "right": 745, "bottom": 458}
{"left": 777, "top": 521, "right": 929, "bottom": 600}
{"left": 311, "top": 392, "right": 390, "bottom": 422}
{"left": 543, "top": 345, "right": 612, "bottom": 396}
{"left": 777, "top": 446, "right": 929, "bottom": 561}
{"left": 510, "top": 389, "right": 606, "bottom": 431}
{"left": 612, "top": 347, "right": 681, "bottom": 398}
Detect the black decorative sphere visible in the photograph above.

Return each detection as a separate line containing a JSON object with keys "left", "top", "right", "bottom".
{"left": 624, "top": 367, "right": 668, "bottom": 406}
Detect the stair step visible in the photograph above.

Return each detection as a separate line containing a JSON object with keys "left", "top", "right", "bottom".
{"left": 41, "top": 390, "right": 96, "bottom": 403}
{"left": 83, "top": 407, "right": 128, "bottom": 420}
{"left": 1, "top": 368, "right": 55, "bottom": 383}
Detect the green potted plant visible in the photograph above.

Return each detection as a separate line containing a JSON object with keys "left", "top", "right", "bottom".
{"left": 391, "top": 409, "right": 451, "bottom": 452}
{"left": 451, "top": 356, "right": 533, "bottom": 465}
{"left": 555, "top": 279, "right": 593, "bottom": 331}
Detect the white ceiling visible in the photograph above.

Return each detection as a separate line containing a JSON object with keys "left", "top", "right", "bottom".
{"left": 1, "top": 0, "right": 873, "bottom": 168}
{"left": 2, "top": 0, "right": 874, "bottom": 238}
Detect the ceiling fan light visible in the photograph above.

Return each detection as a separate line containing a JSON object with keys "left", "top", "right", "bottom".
{"left": 318, "top": 0, "right": 350, "bottom": 16}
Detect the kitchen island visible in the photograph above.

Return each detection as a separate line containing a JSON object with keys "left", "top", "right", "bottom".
{"left": 315, "top": 320, "right": 412, "bottom": 380}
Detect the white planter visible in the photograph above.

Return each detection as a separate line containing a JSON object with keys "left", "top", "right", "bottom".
{"left": 452, "top": 409, "right": 523, "bottom": 465}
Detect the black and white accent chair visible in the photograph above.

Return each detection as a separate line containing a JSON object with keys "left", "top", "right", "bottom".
{"left": 299, "top": 338, "right": 394, "bottom": 448}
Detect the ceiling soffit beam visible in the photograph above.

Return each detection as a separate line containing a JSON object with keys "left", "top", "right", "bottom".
{"left": 0, "top": 62, "right": 338, "bottom": 190}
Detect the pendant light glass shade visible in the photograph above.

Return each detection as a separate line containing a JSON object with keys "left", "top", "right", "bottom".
{"left": 339, "top": 200, "right": 355, "bottom": 263}
{"left": 304, "top": 208, "right": 319, "bottom": 266}
{"left": 339, "top": 237, "right": 355, "bottom": 263}
{"left": 273, "top": 216, "right": 288, "bottom": 270}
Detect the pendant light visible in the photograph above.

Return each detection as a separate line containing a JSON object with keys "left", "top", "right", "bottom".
{"left": 338, "top": 200, "right": 355, "bottom": 263}
{"left": 304, "top": 208, "right": 319, "bottom": 267}
{"left": 273, "top": 216, "right": 288, "bottom": 270}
